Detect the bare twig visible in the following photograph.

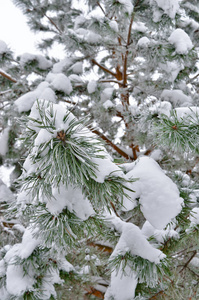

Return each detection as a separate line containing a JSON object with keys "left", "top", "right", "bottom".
{"left": 97, "top": 1, "right": 106, "bottom": 16}
{"left": 91, "top": 128, "right": 133, "bottom": 160}
{"left": 0, "top": 70, "right": 17, "bottom": 83}
{"left": 188, "top": 72, "right": 199, "bottom": 83}
{"left": 148, "top": 290, "right": 165, "bottom": 299}
{"left": 0, "top": 89, "right": 12, "bottom": 96}
{"left": 91, "top": 59, "right": 117, "bottom": 78}
{"left": 99, "top": 79, "right": 122, "bottom": 85}
{"left": 44, "top": 13, "right": 62, "bottom": 34}
{"left": 179, "top": 250, "right": 197, "bottom": 273}
{"left": 123, "top": 15, "right": 134, "bottom": 89}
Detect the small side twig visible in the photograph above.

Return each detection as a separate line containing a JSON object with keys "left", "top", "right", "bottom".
{"left": 0, "top": 70, "right": 17, "bottom": 83}
{"left": 179, "top": 250, "right": 197, "bottom": 273}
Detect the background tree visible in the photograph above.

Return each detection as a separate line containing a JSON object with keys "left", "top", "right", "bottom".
{"left": 1, "top": 0, "right": 199, "bottom": 299}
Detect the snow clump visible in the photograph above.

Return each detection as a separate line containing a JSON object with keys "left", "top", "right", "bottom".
{"left": 137, "top": 37, "right": 150, "bottom": 47}
{"left": 19, "top": 53, "right": 52, "bottom": 70}
{"left": 118, "top": 0, "right": 134, "bottom": 15}
{"left": 168, "top": 28, "right": 193, "bottom": 54}
{"left": 123, "top": 156, "right": 183, "bottom": 229}
{"left": 155, "top": 0, "right": 180, "bottom": 19}
{"left": 0, "top": 40, "right": 9, "bottom": 54}
{"left": 161, "top": 89, "right": 192, "bottom": 107}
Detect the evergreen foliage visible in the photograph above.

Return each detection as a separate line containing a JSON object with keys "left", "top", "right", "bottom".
{"left": 1, "top": 0, "right": 199, "bottom": 299}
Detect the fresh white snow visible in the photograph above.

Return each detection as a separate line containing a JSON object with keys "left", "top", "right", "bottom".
{"left": 0, "top": 128, "right": 10, "bottom": 156}
{"left": 105, "top": 265, "right": 137, "bottom": 300}
{"left": 87, "top": 80, "right": 97, "bottom": 94}
{"left": 0, "top": 179, "right": 15, "bottom": 203}
{"left": 137, "top": 37, "right": 150, "bottom": 47}
{"left": 15, "top": 81, "right": 56, "bottom": 112}
{"left": 161, "top": 89, "right": 192, "bottom": 107}
{"left": 168, "top": 28, "right": 193, "bottom": 54}
{"left": 46, "top": 72, "right": 73, "bottom": 95}
{"left": 118, "top": 0, "right": 134, "bottom": 15}
{"left": 123, "top": 157, "right": 183, "bottom": 229}
{"left": 19, "top": 53, "right": 52, "bottom": 70}
{"left": 0, "top": 40, "right": 9, "bottom": 54}
{"left": 46, "top": 184, "right": 95, "bottom": 219}
{"left": 155, "top": 0, "right": 180, "bottom": 19}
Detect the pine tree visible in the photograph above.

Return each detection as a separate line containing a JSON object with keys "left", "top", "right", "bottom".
{"left": 1, "top": 0, "right": 199, "bottom": 299}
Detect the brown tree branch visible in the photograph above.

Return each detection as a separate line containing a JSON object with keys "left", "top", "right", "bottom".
{"left": 27, "top": 8, "right": 62, "bottom": 34}
{"left": 91, "top": 59, "right": 117, "bottom": 78}
{"left": 44, "top": 13, "right": 62, "bottom": 34}
{"left": 91, "top": 128, "right": 133, "bottom": 160}
{"left": 0, "top": 70, "right": 17, "bottom": 83}
{"left": 97, "top": 1, "right": 106, "bottom": 16}
{"left": 123, "top": 14, "right": 134, "bottom": 89}
{"left": 188, "top": 72, "right": 199, "bottom": 83}
{"left": 179, "top": 250, "right": 197, "bottom": 273}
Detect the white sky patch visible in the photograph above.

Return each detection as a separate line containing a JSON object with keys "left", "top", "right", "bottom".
{"left": 0, "top": 1, "right": 40, "bottom": 55}
{"left": 0, "top": 1, "right": 65, "bottom": 59}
